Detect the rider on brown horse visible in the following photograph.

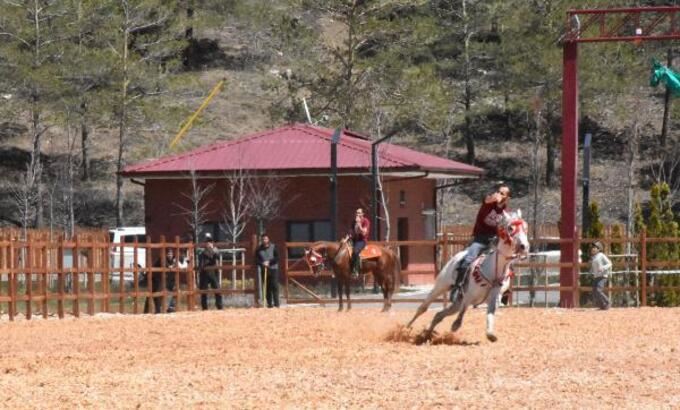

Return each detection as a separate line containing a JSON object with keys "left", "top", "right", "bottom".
{"left": 344, "top": 208, "right": 370, "bottom": 279}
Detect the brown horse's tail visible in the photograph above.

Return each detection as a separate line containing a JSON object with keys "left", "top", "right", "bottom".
{"left": 392, "top": 247, "right": 402, "bottom": 294}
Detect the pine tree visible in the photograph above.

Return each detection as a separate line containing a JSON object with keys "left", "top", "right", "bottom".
{"left": 0, "top": 1, "right": 74, "bottom": 228}
{"left": 102, "top": 0, "right": 187, "bottom": 226}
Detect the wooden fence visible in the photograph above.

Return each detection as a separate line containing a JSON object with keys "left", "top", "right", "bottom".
{"left": 2, "top": 230, "right": 680, "bottom": 320}
{"left": 283, "top": 232, "right": 680, "bottom": 308}
{"left": 0, "top": 235, "right": 259, "bottom": 321}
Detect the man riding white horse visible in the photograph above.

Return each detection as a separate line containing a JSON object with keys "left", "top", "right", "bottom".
{"left": 452, "top": 183, "right": 511, "bottom": 301}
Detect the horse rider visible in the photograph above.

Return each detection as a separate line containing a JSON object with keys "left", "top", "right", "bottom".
{"left": 452, "top": 183, "right": 511, "bottom": 299}
{"left": 344, "top": 207, "right": 370, "bottom": 279}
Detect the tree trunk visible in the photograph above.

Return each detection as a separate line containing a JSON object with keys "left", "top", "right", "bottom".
{"left": 462, "top": 0, "right": 474, "bottom": 164}
{"left": 30, "top": 99, "right": 44, "bottom": 228}
{"left": 116, "top": 25, "right": 130, "bottom": 226}
{"left": 661, "top": 48, "right": 673, "bottom": 147}
{"left": 81, "top": 116, "right": 90, "bottom": 181}
{"left": 545, "top": 108, "right": 555, "bottom": 185}
{"left": 185, "top": 0, "right": 194, "bottom": 39}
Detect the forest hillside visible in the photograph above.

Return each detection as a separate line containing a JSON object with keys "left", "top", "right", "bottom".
{"left": 0, "top": 0, "right": 679, "bottom": 235}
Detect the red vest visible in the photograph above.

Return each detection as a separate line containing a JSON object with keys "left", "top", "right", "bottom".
{"left": 351, "top": 217, "right": 370, "bottom": 242}
{"left": 472, "top": 202, "right": 508, "bottom": 237}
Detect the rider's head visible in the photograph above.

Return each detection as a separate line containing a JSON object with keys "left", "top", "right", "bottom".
{"left": 355, "top": 208, "right": 364, "bottom": 218}
{"left": 496, "top": 183, "right": 511, "bottom": 206}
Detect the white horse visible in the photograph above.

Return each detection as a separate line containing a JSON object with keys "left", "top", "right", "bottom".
{"left": 407, "top": 210, "right": 529, "bottom": 343}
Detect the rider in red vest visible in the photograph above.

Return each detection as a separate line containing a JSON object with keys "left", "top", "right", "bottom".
{"left": 345, "top": 207, "right": 370, "bottom": 279}
{"left": 452, "top": 184, "right": 511, "bottom": 298}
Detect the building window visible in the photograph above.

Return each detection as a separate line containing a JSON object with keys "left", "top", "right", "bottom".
{"left": 399, "top": 190, "right": 406, "bottom": 208}
{"left": 287, "top": 220, "right": 332, "bottom": 258}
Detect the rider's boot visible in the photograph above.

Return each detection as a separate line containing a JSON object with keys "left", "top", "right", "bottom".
{"left": 450, "top": 264, "right": 467, "bottom": 302}
{"left": 351, "top": 255, "right": 360, "bottom": 279}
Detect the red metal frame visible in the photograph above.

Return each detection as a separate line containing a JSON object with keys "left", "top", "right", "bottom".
{"left": 560, "top": 7, "right": 680, "bottom": 307}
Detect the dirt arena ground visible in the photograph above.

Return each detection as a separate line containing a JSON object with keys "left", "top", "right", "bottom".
{"left": 2, "top": 306, "right": 679, "bottom": 409}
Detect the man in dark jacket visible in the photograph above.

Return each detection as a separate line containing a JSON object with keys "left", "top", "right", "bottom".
{"left": 198, "top": 233, "right": 223, "bottom": 310}
{"left": 256, "top": 233, "right": 280, "bottom": 308}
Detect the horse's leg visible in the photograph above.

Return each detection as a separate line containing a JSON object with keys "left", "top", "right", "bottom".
{"left": 406, "top": 278, "right": 451, "bottom": 328}
{"left": 422, "top": 301, "right": 462, "bottom": 337}
{"left": 345, "top": 277, "right": 351, "bottom": 311}
{"left": 337, "top": 278, "right": 343, "bottom": 312}
{"left": 451, "top": 305, "right": 467, "bottom": 332}
{"left": 381, "top": 277, "right": 391, "bottom": 312}
{"left": 485, "top": 287, "right": 501, "bottom": 342}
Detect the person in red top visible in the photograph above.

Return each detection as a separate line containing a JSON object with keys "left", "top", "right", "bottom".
{"left": 345, "top": 207, "right": 370, "bottom": 278}
{"left": 452, "top": 184, "right": 511, "bottom": 298}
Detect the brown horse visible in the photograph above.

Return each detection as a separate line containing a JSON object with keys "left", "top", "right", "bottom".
{"left": 304, "top": 241, "right": 401, "bottom": 312}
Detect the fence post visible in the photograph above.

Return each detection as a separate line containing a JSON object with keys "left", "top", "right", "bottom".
{"left": 146, "top": 236, "right": 153, "bottom": 313}
{"left": 573, "top": 226, "right": 580, "bottom": 308}
{"left": 283, "top": 242, "right": 290, "bottom": 304}
{"left": 103, "top": 234, "right": 110, "bottom": 313}
{"left": 282, "top": 241, "right": 289, "bottom": 304}
{"left": 26, "top": 238, "right": 33, "bottom": 320}
{"left": 87, "top": 242, "right": 95, "bottom": 316}
{"left": 57, "top": 238, "right": 65, "bottom": 319}
{"left": 174, "top": 236, "right": 180, "bottom": 313}
{"left": 640, "top": 228, "right": 647, "bottom": 307}
{"left": 132, "top": 237, "right": 139, "bottom": 314}
{"left": 41, "top": 243, "right": 48, "bottom": 318}
{"left": 188, "top": 242, "right": 195, "bottom": 311}
{"left": 9, "top": 239, "right": 15, "bottom": 321}
{"left": 160, "top": 235, "right": 167, "bottom": 314}
{"left": 251, "top": 234, "right": 260, "bottom": 307}
{"left": 73, "top": 236, "right": 80, "bottom": 318}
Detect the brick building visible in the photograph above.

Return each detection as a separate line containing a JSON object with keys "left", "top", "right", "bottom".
{"left": 122, "top": 123, "right": 483, "bottom": 284}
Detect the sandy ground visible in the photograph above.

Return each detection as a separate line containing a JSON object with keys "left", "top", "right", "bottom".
{"left": 1, "top": 306, "right": 680, "bottom": 409}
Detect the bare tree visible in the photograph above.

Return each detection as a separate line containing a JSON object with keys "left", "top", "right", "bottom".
{"left": 247, "top": 175, "right": 290, "bottom": 237}
{"left": 221, "top": 168, "right": 251, "bottom": 244}
{"left": 175, "top": 168, "right": 214, "bottom": 245}
{"left": 650, "top": 146, "right": 680, "bottom": 208}
{"left": 12, "top": 165, "right": 38, "bottom": 240}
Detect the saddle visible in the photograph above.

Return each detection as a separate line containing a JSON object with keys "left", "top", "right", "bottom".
{"left": 346, "top": 243, "right": 382, "bottom": 260}
{"left": 359, "top": 244, "right": 382, "bottom": 260}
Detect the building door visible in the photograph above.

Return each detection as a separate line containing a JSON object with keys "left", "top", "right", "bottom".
{"left": 397, "top": 217, "right": 409, "bottom": 268}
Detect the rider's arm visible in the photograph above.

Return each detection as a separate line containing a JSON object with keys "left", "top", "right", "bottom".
{"left": 359, "top": 221, "right": 368, "bottom": 236}
{"left": 484, "top": 192, "right": 503, "bottom": 205}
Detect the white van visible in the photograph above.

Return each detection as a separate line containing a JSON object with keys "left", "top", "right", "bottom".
{"left": 109, "top": 227, "right": 147, "bottom": 285}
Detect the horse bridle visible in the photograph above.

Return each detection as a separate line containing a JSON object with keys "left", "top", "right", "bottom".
{"left": 304, "top": 247, "right": 326, "bottom": 276}
{"left": 497, "top": 219, "right": 528, "bottom": 257}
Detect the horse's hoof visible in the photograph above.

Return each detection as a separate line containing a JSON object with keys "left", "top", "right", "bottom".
{"left": 414, "top": 330, "right": 432, "bottom": 345}
{"left": 451, "top": 321, "right": 462, "bottom": 332}
{"left": 486, "top": 333, "right": 498, "bottom": 343}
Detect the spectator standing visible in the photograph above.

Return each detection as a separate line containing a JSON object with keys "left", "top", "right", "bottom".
{"left": 198, "top": 233, "right": 223, "bottom": 310}
{"left": 590, "top": 241, "right": 612, "bottom": 310}
{"left": 145, "top": 248, "right": 176, "bottom": 314}
{"left": 256, "top": 234, "right": 280, "bottom": 308}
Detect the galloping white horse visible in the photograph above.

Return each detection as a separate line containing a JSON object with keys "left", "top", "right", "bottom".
{"left": 407, "top": 210, "right": 529, "bottom": 342}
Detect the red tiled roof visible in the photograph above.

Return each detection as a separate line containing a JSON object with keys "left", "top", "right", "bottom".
{"left": 122, "top": 123, "right": 483, "bottom": 178}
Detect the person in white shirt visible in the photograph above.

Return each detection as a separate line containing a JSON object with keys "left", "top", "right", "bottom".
{"left": 590, "top": 241, "right": 612, "bottom": 310}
